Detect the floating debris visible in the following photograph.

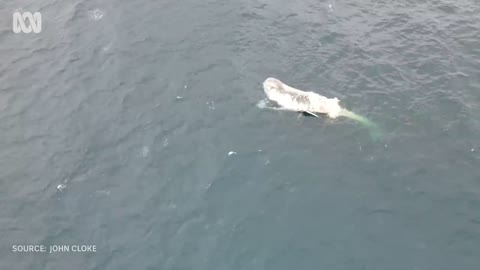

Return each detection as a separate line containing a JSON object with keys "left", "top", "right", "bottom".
{"left": 57, "top": 184, "right": 66, "bottom": 191}
{"left": 228, "top": 151, "right": 237, "bottom": 156}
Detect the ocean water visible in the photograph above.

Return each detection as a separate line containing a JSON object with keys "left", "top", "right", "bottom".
{"left": 1, "top": 0, "right": 480, "bottom": 269}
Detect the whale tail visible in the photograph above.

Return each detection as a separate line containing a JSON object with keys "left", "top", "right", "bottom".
{"left": 339, "top": 109, "right": 383, "bottom": 142}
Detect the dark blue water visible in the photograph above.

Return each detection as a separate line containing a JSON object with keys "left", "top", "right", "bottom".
{"left": 1, "top": 0, "right": 480, "bottom": 269}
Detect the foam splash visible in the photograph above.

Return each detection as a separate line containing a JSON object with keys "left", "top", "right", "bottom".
{"left": 256, "top": 99, "right": 269, "bottom": 109}
{"left": 256, "top": 99, "right": 285, "bottom": 111}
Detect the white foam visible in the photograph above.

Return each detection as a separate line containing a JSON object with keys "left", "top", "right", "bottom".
{"left": 206, "top": 101, "right": 215, "bottom": 110}
{"left": 327, "top": 1, "right": 335, "bottom": 12}
{"left": 142, "top": 146, "right": 150, "bottom": 157}
{"left": 88, "top": 9, "right": 104, "bottom": 21}
{"left": 256, "top": 99, "right": 268, "bottom": 109}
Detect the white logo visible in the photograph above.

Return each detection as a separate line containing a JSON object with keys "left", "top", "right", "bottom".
{"left": 13, "top": 12, "right": 42, "bottom": 34}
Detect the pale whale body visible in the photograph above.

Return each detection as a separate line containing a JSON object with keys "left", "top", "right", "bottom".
{"left": 261, "top": 77, "right": 382, "bottom": 141}
{"left": 262, "top": 77, "right": 342, "bottom": 118}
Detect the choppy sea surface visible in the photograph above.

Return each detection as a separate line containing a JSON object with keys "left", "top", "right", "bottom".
{"left": 1, "top": 0, "right": 480, "bottom": 269}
